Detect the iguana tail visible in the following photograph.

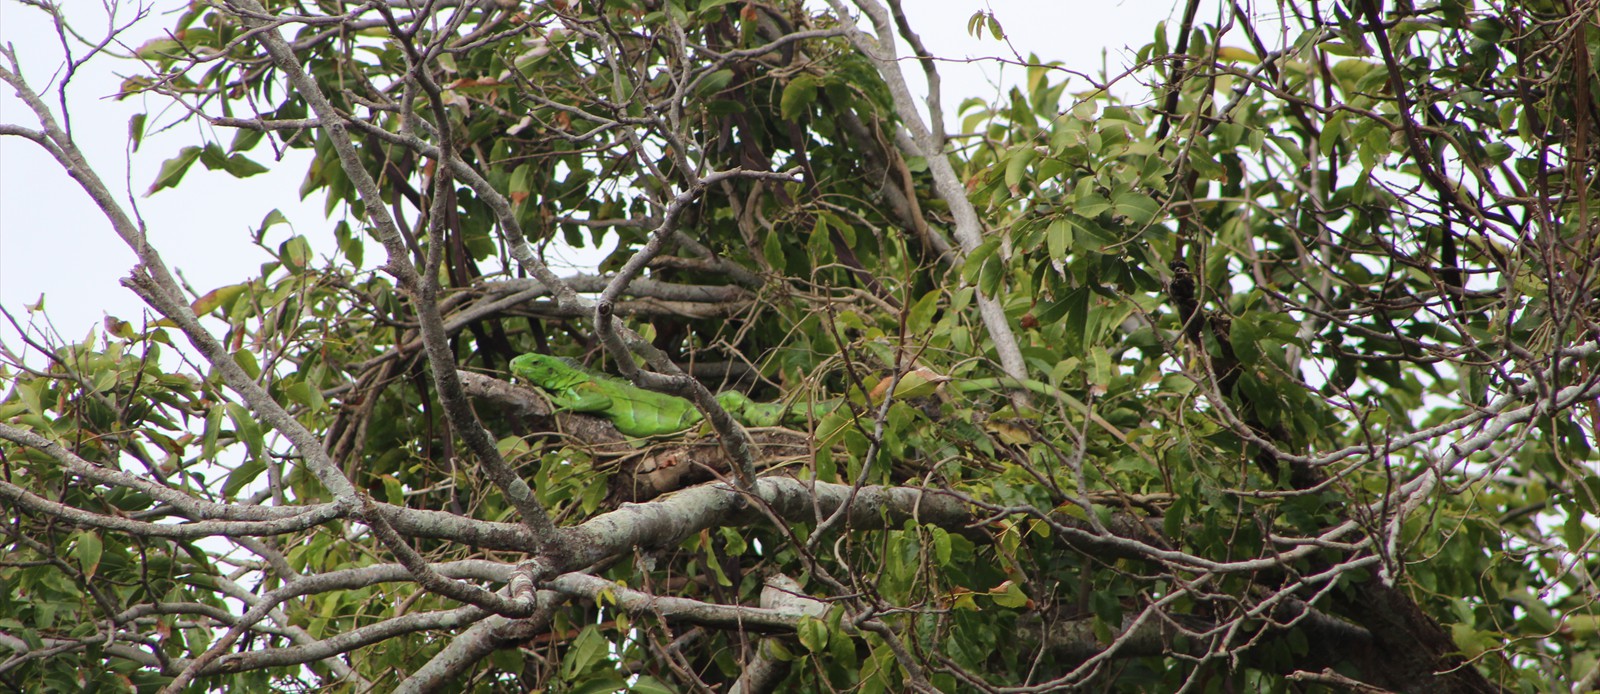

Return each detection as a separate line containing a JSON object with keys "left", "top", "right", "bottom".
{"left": 716, "top": 391, "right": 838, "bottom": 428}
{"left": 717, "top": 376, "right": 1065, "bottom": 429}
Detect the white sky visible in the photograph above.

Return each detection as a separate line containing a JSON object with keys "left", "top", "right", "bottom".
{"left": 0, "top": 1, "right": 1201, "bottom": 351}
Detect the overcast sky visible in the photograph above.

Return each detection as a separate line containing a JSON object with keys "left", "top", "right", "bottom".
{"left": 0, "top": 1, "right": 1201, "bottom": 354}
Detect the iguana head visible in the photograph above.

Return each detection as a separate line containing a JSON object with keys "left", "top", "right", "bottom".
{"left": 510, "top": 353, "right": 588, "bottom": 390}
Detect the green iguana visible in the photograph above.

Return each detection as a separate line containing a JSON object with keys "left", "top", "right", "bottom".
{"left": 509, "top": 353, "right": 832, "bottom": 437}
{"left": 509, "top": 353, "right": 1126, "bottom": 442}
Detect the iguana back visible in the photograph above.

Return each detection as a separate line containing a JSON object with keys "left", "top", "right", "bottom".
{"left": 510, "top": 354, "right": 703, "bottom": 437}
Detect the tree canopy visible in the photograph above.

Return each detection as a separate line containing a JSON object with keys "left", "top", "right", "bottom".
{"left": 3, "top": 0, "right": 1599, "bottom": 691}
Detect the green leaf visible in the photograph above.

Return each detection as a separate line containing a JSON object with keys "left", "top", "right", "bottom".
{"left": 797, "top": 615, "right": 829, "bottom": 652}
{"left": 223, "top": 457, "right": 267, "bottom": 498}
{"left": 381, "top": 475, "right": 404, "bottom": 505}
{"left": 1110, "top": 190, "right": 1160, "bottom": 226}
{"left": 233, "top": 350, "right": 261, "bottom": 380}
{"left": 73, "top": 531, "right": 103, "bottom": 580}
{"left": 221, "top": 153, "right": 268, "bottom": 178}
{"left": 1067, "top": 290, "right": 1098, "bottom": 351}
{"left": 1450, "top": 623, "right": 1497, "bottom": 658}
{"left": 763, "top": 228, "right": 786, "bottom": 272}
{"left": 991, "top": 580, "right": 1028, "bottom": 608}
{"left": 229, "top": 127, "right": 263, "bottom": 154}
{"left": 334, "top": 220, "right": 364, "bottom": 268}
{"left": 198, "top": 405, "right": 225, "bottom": 461}
{"left": 510, "top": 163, "right": 534, "bottom": 195}
{"left": 1072, "top": 186, "right": 1112, "bottom": 218}
{"left": 103, "top": 315, "right": 135, "bottom": 339}
{"left": 1086, "top": 346, "right": 1113, "bottom": 388}
{"left": 705, "top": 550, "right": 733, "bottom": 587}
{"left": 1228, "top": 315, "right": 1263, "bottom": 366}
{"left": 569, "top": 674, "right": 629, "bottom": 694}
{"left": 561, "top": 626, "right": 611, "bottom": 678}
{"left": 1160, "top": 373, "right": 1196, "bottom": 394}
{"left": 694, "top": 69, "right": 734, "bottom": 98}
{"left": 807, "top": 215, "right": 834, "bottom": 262}
{"left": 930, "top": 527, "right": 952, "bottom": 566}
{"left": 192, "top": 283, "right": 248, "bottom": 317}
{"left": 1090, "top": 589, "right": 1122, "bottom": 625}
{"left": 1004, "top": 147, "right": 1038, "bottom": 190}
{"left": 134, "top": 38, "right": 182, "bottom": 60}
{"left": 198, "top": 142, "right": 229, "bottom": 170}
{"left": 280, "top": 236, "right": 312, "bottom": 274}
{"left": 1573, "top": 474, "right": 1600, "bottom": 516}
{"left": 1046, "top": 218, "right": 1073, "bottom": 260}
{"left": 1483, "top": 142, "right": 1512, "bottom": 165}
{"left": 907, "top": 289, "right": 941, "bottom": 333}
{"left": 1319, "top": 112, "right": 1348, "bottom": 157}
{"left": 145, "top": 146, "right": 203, "bottom": 196}
{"left": 226, "top": 403, "right": 265, "bottom": 460}
{"left": 255, "top": 209, "right": 289, "bottom": 243}
{"left": 781, "top": 74, "right": 819, "bottom": 121}
{"left": 961, "top": 238, "right": 1001, "bottom": 285}
{"left": 129, "top": 113, "right": 147, "bottom": 152}
{"left": 977, "top": 246, "right": 1005, "bottom": 296}
{"left": 719, "top": 526, "right": 747, "bottom": 555}
{"left": 14, "top": 380, "right": 42, "bottom": 415}
{"left": 629, "top": 676, "right": 675, "bottom": 694}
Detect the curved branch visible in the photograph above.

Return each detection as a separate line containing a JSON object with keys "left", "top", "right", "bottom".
{"left": 824, "top": 0, "right": 1031, "bottom": 397}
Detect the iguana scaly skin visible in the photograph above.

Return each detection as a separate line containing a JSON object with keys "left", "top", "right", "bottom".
{"left": 509, "top": 354, "right": 830, "bottom": 437}
{"left": 510, "top": 353, "right": 1125, "bottom": 442}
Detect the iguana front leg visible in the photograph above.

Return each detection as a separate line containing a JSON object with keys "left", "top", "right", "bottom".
{"left": 549, "top": 383, "right": 616, "bottom": 415}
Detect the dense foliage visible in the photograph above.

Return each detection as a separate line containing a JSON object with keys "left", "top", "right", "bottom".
{"left": 3, "top": 0, "right": 1600, "bottom": 691}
